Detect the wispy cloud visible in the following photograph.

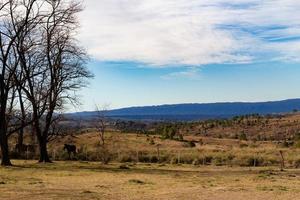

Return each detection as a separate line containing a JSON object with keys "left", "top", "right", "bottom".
{"left": 161, "top": 68, "right": 201, "bottom": 80}
{"left": 79, "top": 0, "right": 300, "bottom": 66}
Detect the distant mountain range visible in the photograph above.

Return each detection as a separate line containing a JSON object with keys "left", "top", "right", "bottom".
{"left": 66, "top": 99, "right": 300, "bottom": 121}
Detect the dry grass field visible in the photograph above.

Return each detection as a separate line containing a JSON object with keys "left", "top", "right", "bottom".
{"left": 3, "top": 114, "right": 300, "bottom": 199}
{"left": 0, "top": 160, "right": 300, "bottom": 200}
{"left": 42, "top": 131, "right": 300, "bottom": 168}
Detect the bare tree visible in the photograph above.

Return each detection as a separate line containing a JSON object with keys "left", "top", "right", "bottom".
{"left": 94, "top": 104, "right": 111, "bottom": 163}
{"left": 95, "top": 104, "right": 110, "bottom": 146}
{"left": 46, "top": 115, "right": 69, "bottom": 142}
{"left": 0, "top": 0, "right": 38, "bottom": 166}
{"left": 36, "top": 0, "right": 92, "bottom": 162}
{"left": 0, "top": 0, "right": 92, "bottom": 165}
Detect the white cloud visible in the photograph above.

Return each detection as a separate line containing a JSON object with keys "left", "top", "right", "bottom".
{"left": 78, "top": 0, "right": 300, "bottom": 66}
{"left": 161, "top": 67, "right": 201, "bottom": 80}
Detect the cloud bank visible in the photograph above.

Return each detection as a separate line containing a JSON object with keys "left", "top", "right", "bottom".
{"left": 79, "top": 0, "right": 300, "bottom": 66}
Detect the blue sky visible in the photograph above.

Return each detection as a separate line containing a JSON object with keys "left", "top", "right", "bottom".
{"left": 74, "top": 0, "right": 300, "bottom": 111}
{"left": 77, "top": 60, "right": 300, "bottom": 111}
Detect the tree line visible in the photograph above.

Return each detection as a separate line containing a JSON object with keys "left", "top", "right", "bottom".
{"left": 0, "top": 0, "right": 92, "bottom": 166}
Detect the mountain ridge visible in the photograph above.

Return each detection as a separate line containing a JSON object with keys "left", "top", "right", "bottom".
{"left": 67, "top": 98, "right": 300, "bottom": 121}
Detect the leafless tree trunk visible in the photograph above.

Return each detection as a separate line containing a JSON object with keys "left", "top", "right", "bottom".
{"left": 0, "top": 0, "right": 92, "bottom": 165}
{"left": 95, "top": 104, "right": 110, "bottom": 146}
{"left": 279, "top": 150, "right": 285, "bottom": 171}
{"left": 95, "top": 104, "right": 111, "bottom": 163}
{"left": 0, "top": 0, "right": 35, "bottom": 166}
{"left": 15, "top": 0, "right": 92, "bottom": 162}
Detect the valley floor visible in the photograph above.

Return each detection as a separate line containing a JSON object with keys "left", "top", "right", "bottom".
{"left": 0, "top": 160, "right": 300, "bottom": 200}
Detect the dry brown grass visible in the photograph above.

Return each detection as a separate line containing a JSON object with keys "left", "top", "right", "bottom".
{"left": 0, "top": 160, "right": 300, "bottom": 200}
{"left": 184, "top": 113, "right": 300, "bottom": 140}
{"left": 4, "top": 114, "right": 300, "bottom": 199}
{"left": 43, "top": 131, "right": 300, "bottom": 167}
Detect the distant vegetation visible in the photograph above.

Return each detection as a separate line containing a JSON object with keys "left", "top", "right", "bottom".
{"left": 6, "top": 112, "right": 299, "bottom": 169}
{"left": 69, "top": 98, "right": 300, "bottom": 121}
{"left": 112, "top": 113, "right": 299, "bottom": 142}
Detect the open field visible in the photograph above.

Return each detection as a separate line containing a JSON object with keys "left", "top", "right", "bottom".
{"left": 3, "top": 114, "right": 300, "bottom": 199}
{"left": 0, "top": 160, "right": 300, "bottom": 200}
{"left": 47, "top": 131, "right": 300, "bottom": 167}
{"left": 8, "top": 129, "right": 300, "bottom": 168}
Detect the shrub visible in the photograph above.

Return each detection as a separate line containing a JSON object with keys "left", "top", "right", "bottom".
{"left": 239, "top": 132, "right": 248, "bottom": 141}
{"left": 118, "top": 154, "right": 134, "bottom": 163}
{"left": 212, "top": 154, "right": 234, "bottom": 166}
{"left": 293, "top": 158, "right": 300, "bottom": 168}
{"left": 294, "top": 140, "right": 300, "bottom": 148}
{"left": 76, "top": 151, "right": 89, "bottom": 161}
{"left": 56, "top": 150, "right": 70, "bottom": 161}
{"left": 128, "top": 179, "right": 145, "bottom": 184}
{"left": 170, "top": 157, "right": 178, "bottom": 164}
{"left": 239, "top": 143, "right": 248, "bottom": 148}
{"left": 10, "top": 150, "right": 38, "bottom": 160}
{"left": 180, "top": 154, "right": 196, "bottom": 164}
{"left": 149, "top": 138, "right": 155, "bottom": 145}
{"left": 192, "top": 158, "right": 201, "bottom": 165}
{"left": 183, "top": 141, "right": 196, "bottom": 148}
{"left": 198, "top": 139, "right": 204, "bottom": 145}
{"left": 235, "top": 155, "right": 264, "bottom": 167}
{"left": 197, "top": 155, "right": 213, "bottom": 165}
{"left": 212, "top": 155, "right": 226, "bottom": 166}
{"left": 149, "top": 155, "right": 159, "bottom": 163}
{"left": 138, "top": 154, "right": 151, "bottom": 163}
{"left": 178, "top": 134, "right": 184, "bottom": 141}
{"left": 97, "top": 147, "right": 113, "bottom": 164}
{"left": 119, "top": 164, "right": 130, "bottom": 169}
{"left": 158, "top": 155, "right": 170, "bottom": 163}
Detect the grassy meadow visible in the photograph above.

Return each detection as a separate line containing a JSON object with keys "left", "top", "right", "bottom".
{"left": 3, "top": 114, "right": 300, "bottom": 199}
{"left": 42, "top": 131, "right": 300, "bottom": 168}
{"left": 0, "top": 160, "right": 300, "bottom": 200}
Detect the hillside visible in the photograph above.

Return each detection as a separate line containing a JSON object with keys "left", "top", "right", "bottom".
{"left": 68, "top": 99, "right": 300, "bottom": 121}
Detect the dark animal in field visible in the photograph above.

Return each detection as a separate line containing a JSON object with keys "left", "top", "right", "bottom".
{"left": 63, "top": 144, "right": 77, "bottom": 159}
{"left": 15, "top": 144, "right": 37, "bottom": 154}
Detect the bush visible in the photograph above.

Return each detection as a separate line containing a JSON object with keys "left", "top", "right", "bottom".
{"left": 192, "top": 158, "right": 201, "bottom": 165}
{"left": 212, "top": 154, "right": 234, "bottom": 166}
{"left": 149, "top": 138, "right": 155, "bottom": 145}
{"left": 97, "top": 147, "right": 113, "bottom": 164}
{"left": 76, "top": 151, "right": 89, "bottom": 161}
{"left": 294, "top": 159, "right": 300, "bottom": 168}
{"left": 118, "top": 154, "right": 134, "bottom": 163}
{"left": 294, "top": 140, "right": 300, "bottom": 148}
{"left": 235, "top": 155, "right": 265, "bottom": 167}
{"left": 10, "top": 150, "right": 38, "bottom": 160}
{"left": 178, "top": 134, "right": 184, "bottom": 141}
{"left": 183, "top": 141, "right": 196, "bottom": 148}
{"left": 239, "top": 132, "right": 248, "bottom": 141}
{"left": 197, "top": 155, "right": 213, "bottom": 165}
{"left": 180, "top": 154, "right": 196, "bottom": 164}
{"left": 55, "top": 150, "right": 70, "bottom": 161}
{"left": 158, "top": 155, "right": 170, "bottom": 163}
{"left": 150, "top": 155, "right": 159, "bottom": 163}
{"left": 138, "top": 154, "right": 151, "bottom": 163}
{"left": 212, "top": 155, "right": 226, "bottom": 166}
{"left": 239, "top": 143, "right": 248, "bottom": 148}
{"left": 170, "top": 157, "right": 178, "bottom": 164}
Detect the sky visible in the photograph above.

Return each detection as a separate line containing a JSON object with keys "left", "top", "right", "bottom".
{"left": 73, "top": 0, "right": 300, "bottom": 111}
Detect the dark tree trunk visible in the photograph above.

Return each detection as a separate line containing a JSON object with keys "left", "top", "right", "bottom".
{"left": 17, "top": 129, "right": 24, "bottom": 154}
{"left": 38, "top": 137, "right": 51, "bottom": 163}
{"left": 0, "top": 75, "right": 12, "bottom": 166}
{"left": 31, "top": 125, "right": 36, "bottom": 144}
{"left": 0, "top": 128, "right": 12, "bottom": 166}
{"left": 17, "top": 88, "right": 25, "bottom": 154}
{"left": 37, "top": 108, "right": 54, "bottom": 163}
